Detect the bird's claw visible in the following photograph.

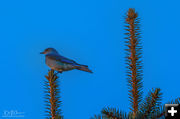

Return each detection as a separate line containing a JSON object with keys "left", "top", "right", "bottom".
{"left": 58, "top": 71, "right": 63, "bottom": 74}
{"left": 53, "top": 71, "right": 63, "bottom": 75}
{"left": 54, "top": 71, "right": 59, "bottom": 75}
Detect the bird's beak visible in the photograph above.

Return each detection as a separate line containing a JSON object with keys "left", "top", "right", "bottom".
{"left": 40, "top": 52, "right": 44, "bottom": 54}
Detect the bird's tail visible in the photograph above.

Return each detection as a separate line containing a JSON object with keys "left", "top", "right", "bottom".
{"left": 76, "top": 65, "right": 93, "bottom": 73}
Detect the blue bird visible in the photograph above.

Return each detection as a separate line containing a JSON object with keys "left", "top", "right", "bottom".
{"left": 40, "top": 48, "right": 93, "bottom": 73}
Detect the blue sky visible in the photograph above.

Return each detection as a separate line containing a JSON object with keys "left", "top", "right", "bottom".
{"left": 0, "top": 0, "right": 179, "bottom": 119}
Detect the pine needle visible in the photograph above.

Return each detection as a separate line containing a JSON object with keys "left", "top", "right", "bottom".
{"left": 125, "top": 8, "right": 143, "bottom": 118}
{"left": 44, "top": 69, "right": 63, "bottom": 119}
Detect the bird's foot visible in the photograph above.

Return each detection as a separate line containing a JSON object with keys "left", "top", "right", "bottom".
{"left": 54, "top": 71, "right": 59, "bottom": 75}
{"left": 54, "top": 71, "right": 63, "bottom": 75}
{"left": 58, "top": 71, "right": 63, "bottom": 74}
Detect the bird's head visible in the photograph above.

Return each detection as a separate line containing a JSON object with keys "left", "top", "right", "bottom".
{"left": 40, "top": 48, "right": 58, "bottom": 55}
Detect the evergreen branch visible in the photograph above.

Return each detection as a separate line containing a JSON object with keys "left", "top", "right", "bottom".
{"left": 101, "top": 107, "right": 128, "bottom": 119}
{"left": 151, "top": 97, "right": 180, "bottom": 119}
{"left": 139, "top": 88, "right": 162, "bottom": 119}
{"left": 125, "top": 8, "right": 143, "bottom": 118}
{"left": 44, "top": 69, "right": 63, "bottom": 119}
{"left": 90, "top": 115, "right": 105, "bottom": 119}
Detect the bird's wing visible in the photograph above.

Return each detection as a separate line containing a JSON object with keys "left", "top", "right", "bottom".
{"left": 46, "top": 54, "right": 79, "bottom": 65}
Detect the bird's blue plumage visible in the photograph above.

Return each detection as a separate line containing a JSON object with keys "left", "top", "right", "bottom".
{"left": 46, "top": 53, "right": 79, "bottom": 65}
{"left": 41, "top": 48, "right": 92, "bottom": 73}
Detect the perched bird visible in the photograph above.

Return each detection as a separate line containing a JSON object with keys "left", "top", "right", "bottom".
{"left": 40, "top": 48, "right": 92, "bottom": 73}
